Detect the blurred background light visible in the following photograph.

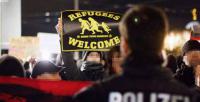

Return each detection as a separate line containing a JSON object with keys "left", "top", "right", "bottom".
{"left": 164, "top": 31, "right": 191, "bottom": 54}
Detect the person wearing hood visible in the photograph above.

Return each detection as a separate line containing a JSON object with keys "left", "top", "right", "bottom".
{"left": 55, "top": 17, "right": 106, "bottom": 81}
{"left": 175, "top": 40, "right": 200, "bottom": 88}
{"left": 77, "top": 51, "right": 106, "bottom": 81}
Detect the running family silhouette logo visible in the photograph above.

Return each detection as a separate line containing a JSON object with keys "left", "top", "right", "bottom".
{"left": 61, "top": 10, "right": 122, "bottom": 52}
{"left": 78, "top": 17, "right": 111, "bottom": 34}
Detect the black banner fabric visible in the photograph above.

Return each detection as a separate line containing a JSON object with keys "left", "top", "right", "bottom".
{"left": 61, "top": 10, "right": 122, "bottom": 52}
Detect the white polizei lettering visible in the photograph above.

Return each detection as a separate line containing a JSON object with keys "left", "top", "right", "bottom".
{"left": 172, "top": 95, "right": 183, "bottom": 102}
{"left": 109, "top": 92, "right": 190, "bottom": 102}
{"left": 184, "top": 97, "right": 190, "bottom": 102}
{"left": 150, "top": 93, "right": 157, "bottom": 102}
{"left": 157, "top": 93, "right": 170, "bottom": 102}
{"left": 109, "top": 92, "right": 122, "bottom": 102}
{"left": 137, "top": 92, "right": 144, "bottom": 102}
{"left": 123, "top": 92, "right": 136, "bottom": 102}
{"left": 109, "top": 92, "right": 144, "bottom": 102}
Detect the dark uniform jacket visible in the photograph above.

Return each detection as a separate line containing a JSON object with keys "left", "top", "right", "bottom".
{"left": 74, "top": 56, "right": 200, "bottom": 102}
{"left": 174, "top": 65, "right": 195, "bottom": 88}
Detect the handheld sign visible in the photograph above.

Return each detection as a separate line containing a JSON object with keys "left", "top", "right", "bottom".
{"left": 61, "top": 10, "right": 122, "bottom": 52}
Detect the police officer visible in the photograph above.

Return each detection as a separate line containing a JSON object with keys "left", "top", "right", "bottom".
{"left": 73, "top": 5, "right": 200, "bottom": 102}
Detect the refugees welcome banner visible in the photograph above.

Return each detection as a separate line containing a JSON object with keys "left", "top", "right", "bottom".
{"left": 61, "top": 10, "right": 122, "bottom": 52}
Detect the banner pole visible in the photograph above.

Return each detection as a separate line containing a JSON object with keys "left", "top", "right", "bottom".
{"left": 74, "top": 0, "right": 79, "bottom": 10}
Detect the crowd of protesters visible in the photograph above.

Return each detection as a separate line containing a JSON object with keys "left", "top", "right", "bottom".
{"left": 1, "top": 5, "right": 200, "bottom": 102}
{"left": 0, "top": 50, "right": 121, "bottom": 81}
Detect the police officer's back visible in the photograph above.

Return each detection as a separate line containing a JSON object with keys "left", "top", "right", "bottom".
{"left": 73, "top": 5, "right": 199, "bottom": 102}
